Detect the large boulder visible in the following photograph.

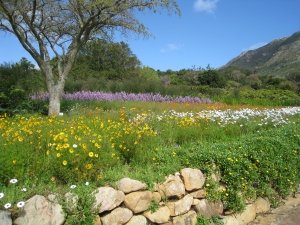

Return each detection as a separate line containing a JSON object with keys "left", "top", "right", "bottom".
{"left": 14, "top": 195, "right": 65, "bottom": 225}
{"left": 94, "top": 187, "right": 125, "bottom": 213}
{"left": 144, "top": 206, "right": 171, "bottom": 224}
{"left": 172, "top": 210, "right": 197, "bottom": 225}
{"left": 180, "top": 168, "right": 205, "bottom": 191}
{"left": 117, "top": 178, "right": 147, "bottom": 194}
{"left": 100, "top": 207, "right": 133, "bottom": 225}
{"left": 163, "top": 175, "right": 185, "bottom": 199}
{"left": 193, "top": 199, "right": 223, "bottom": 217}
{"left": 254, "top": 197, "right": 270, "bottom": 214}
{"left": 222, "top": 216, "right": 239, "bottom": 225}
{"left": 0, "top": 210, "right": 12, "bottom": 225}
{"left": 124, "top": 191, "right": 152, "bottom": 213}
{"left": 166, "top": 194, "right": 193, "bottom": 216}
{"left": 223, "top": 204, "right": 256, "bottom": 225}
{"left": 125, "top": 215, "right": 147, "bottom": 225}
{"left": 189, "top": 190, "right": 206, "bottom": 199}
{"left": 235, "top": 204, "right": 256, "bottom": 224}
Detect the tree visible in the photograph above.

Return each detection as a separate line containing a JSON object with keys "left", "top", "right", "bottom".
{"left": 0, "top": 0, "right": 179, "bottom": 115}
{"left": 73, "top": 40, "right": 141, "bottom": 80}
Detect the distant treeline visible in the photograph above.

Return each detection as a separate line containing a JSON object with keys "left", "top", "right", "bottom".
{"left": 1, "top": 40, "right": 300, "bottom": 113}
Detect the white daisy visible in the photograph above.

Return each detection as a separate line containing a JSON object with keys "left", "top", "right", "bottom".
{"left": 17, "top": 201, "right": 25, "bottom": 208}
{"left": 0, "top": 192, "right": 4, "bottom": 199}
{"left": 72, "top": 144, "right": 78, "bottom": 148}
{"left": 9, "top": 178, "right": 18, "bottom": 184}
{"left": 85, "top": 182, "right": 89, "bottom": 186}
{"left": 21, "top": 187, "right": 27, "bottom": 192}
{"left": 70, "top": 185, "right": 76, "bottom": 189}
{"left": 4, "top": 203, "right": 11, "bottom": 209}
{"left": 58, "top": 112, "right": 64, "bottom": 116}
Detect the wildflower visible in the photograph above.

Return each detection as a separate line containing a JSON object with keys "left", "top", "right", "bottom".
{"left": 58, "top": 112, "right": 64, "bottom": 116}
{"left": 9, "top": 178, "right": 18, "bottom": 184}
{"left": 69, "top": 148, "right": 74, "bottom": 154}
{"left": 12, "top": 159, "right": 17, "bottom": 164}
{"left": 70, "top": 185, "right": 76, "bottom": 189}
{"left": 21, "top": 187, "right": 27, "bottom": 192}
{"left": 85, "top": 182, "right": 89, "bottom": 186}
{"left": 0, "top": 192, "right": 4, "bottom": 199}
{"left": 62, "top": 160, "right": 68, "bottom": 166}
{"left": 88, "top": 151, "right": 94, "bottom": 158}
{"left": 85, "top": 163, "right": 93, "bottom": 170}
{"left": 17, "top": 201, "right": 25, "bottom": 208}
{"left": 72, "top": 144, "right": 78, "bottom": 148}
{"left": 4, "top": 203, "right": 11, "bottom": 209}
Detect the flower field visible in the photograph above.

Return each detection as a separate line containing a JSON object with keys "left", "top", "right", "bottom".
{"left": 0, "top": 101, "right": 300, "bottom": 214}
{"left": 31, "top": 91, "right": 212, "bottom": 103}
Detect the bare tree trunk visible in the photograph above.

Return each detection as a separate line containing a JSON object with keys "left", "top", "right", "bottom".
{"left": 48, "top": 86, "right": 62, "bottom": 116}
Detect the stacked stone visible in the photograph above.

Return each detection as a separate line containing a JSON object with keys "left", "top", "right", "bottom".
{"left": 1, "top": 168, "right": 273, "bottom": 225}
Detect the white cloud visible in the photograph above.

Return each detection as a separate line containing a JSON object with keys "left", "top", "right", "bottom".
{"left": 243, "top": 42, "right": 267, "bottom": 51}
{"left": 194, "top": 0, "right": 219, "bottom": 13}
{"left": 160, "top": 43, "right": 181, "bottom": 53}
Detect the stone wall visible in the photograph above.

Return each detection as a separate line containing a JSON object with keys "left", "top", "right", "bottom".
{"left": 1, "top": 167, "right": 282, "bottom": 225}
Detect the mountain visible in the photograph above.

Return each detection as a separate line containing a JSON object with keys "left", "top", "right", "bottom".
{"left": 224, "top": 31, "right": 300, "bottom": 77}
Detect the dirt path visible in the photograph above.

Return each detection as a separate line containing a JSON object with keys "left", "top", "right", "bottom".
{"left": 249, "top": 194, "right": 300, "bottom": 225}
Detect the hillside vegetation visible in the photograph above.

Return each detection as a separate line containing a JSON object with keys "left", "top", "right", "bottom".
{"left": 225, "top": 31, "right": 300, "bottom": 77}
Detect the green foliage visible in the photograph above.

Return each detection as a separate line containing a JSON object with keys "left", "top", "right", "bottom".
{"left": 197, "top": 215, "right": 223, "bottom": 225}
{"left": 62, "top": 184, "right": 98, "bottom": 225}
{"left": 149, "top": 200, "right": 160, "bottom": 213}
{"left": 198, "top": 66, "right": 226, "bottom": 88}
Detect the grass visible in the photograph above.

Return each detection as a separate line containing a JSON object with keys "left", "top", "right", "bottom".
{"left": 0, "top": 100, "right": 299, "bottom": 223}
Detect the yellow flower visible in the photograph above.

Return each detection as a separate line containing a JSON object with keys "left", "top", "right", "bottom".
{"left": 62, "top": 160, "right": 68, "bottom": 166}
{"left": 56, "top": 153, "right": 61, "bottom": 158}
{"left": 69, "top": 148, "right": 74, "bottom": 154}
{"left": 12, "top": 159, "right": 17, "bottom": 164}
{"left": 63, "top": 143, "right": 70, "bottom": 148}
{"left": 85, "top": 163, "right": 93, "bottom": 170}
{"left": 88, "top": 151, "right": 94, "bottom": 157}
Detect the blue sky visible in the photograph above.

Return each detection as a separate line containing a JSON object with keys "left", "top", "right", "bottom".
{"left": 1, "top": 0, "right": 300, "bottom": 71}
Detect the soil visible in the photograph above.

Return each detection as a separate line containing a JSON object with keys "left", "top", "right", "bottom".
{"left": 249, "top": 194, "right": 300, "bottom": 225}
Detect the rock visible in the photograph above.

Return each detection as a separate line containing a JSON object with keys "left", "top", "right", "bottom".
{"left": 193, "top": 199, "right": 223, "bottom": 217}
{"left": 117, "top": 178, "right": 147, "bottom": 194}
{"left": 125, "top": 215, "right": 147, "bottom": 225}
{"left": 254, "top": 197, "right": 270, "bottom": 214}
{"left": 161, "top": 222, "right": 173, "bottom": 225}
{"left": 154, "top": 183, "right": 166, "bottom": 199}
{"left": 167, "top": 194, "right": 193, "bottom": 216}
{"left": 152, "top": 192, "right": 162, "bottom": 203}
{"left": 124, "top": 191, "right": 152, "bottom": 213}
{"left": 181, "top": 168, "right": 205, "bottom": 191}
{"left": 93, "top": 215, "right": 102, "bottom": 225}
{"left": 163, "top": 175, "right": 185, "bottom": 199}
{"left": 211, "top": 173, "right": 221, "bottom": 182}
{"left": 101, "top": 207, "right": 133, "bottom": 225}
{"left": 94, "top": 187, "right": 125, "bottom": 213}
{"left": 64, "top": 192, "right": 79, "bottom": 211}
{"left": 172, "top": 210, "right": 197, "bottom": 225}
{"left": 189, "top": 190, "right": 206, "bottom": 199}
{"left": 14, "top": 195, "right": 65, "bottom": 225}
{"left": 235, "top": 204, "right": 256, "bottom": 225}
{"left": 47, "top": 194, "right": 59, "bottom": 203}
{"left": 144, "top": 206, "right": 171, "bottom": 224}
{"left": 192, "top": 199, "right": 200, "bottom": 206}
{"left": 222, "top": 216, "right": 239, "bottom": 225}
{"left": 0, "top": 210, "right": 12, "bottom": 225}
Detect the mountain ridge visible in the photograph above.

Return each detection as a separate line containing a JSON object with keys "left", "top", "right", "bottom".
{"left": 224, "top": 31, "right": 300, "bottom": 77}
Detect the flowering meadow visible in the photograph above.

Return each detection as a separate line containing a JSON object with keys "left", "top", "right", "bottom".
{"left": 0, "top": 101, "right": 300, "bottom": 214}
